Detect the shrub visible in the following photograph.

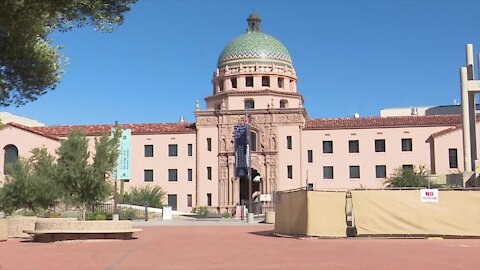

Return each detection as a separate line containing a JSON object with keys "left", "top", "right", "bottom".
{"left": 192, "top": 206, "right": 210, "bottom": 217}
{"left": 121, "top": 186, "right": 165, "bottom": 208}
{"left": 15, "top": 210, "right": 37, "bottom": 217}
{"left": 120, "top": 208, "right": 137, "bottom": 220}
{"left": 94, "top": 213, "right": 106, "bottom": 220}
{"left": 222, "top": 211, "right": 232, "bottom": 218}
{"left": 86, "top": 212, "right": 97, "bottom": 220}
{"left": 384, "top": 166, "right": 429, "bottom": 188}
{"left": 60, "top": 210, "right": 82, "bottom": 220}
{"left": 48, "top": 212, "right": 61, "bottom": 218}
{"left": 86, "top": 212, "right": 106, "bottom": 220}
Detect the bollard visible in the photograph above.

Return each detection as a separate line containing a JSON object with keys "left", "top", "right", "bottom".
{"left": 247, "top": 213, "right": 254, "bottom": 223}
{"left": 144, "top": 205, "right": 148, "bottom": 221}
{"left": 265, "top": 211, "right": 275, "bottom": 224}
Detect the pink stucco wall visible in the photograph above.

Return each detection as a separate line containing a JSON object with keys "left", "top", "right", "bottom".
{"left": 430, "top": 124, "right": 480, "bottom": 175}
{"left": 195, "top": 126, "right": 219, "bottom": 207}
{"left": 0, "top": 126, "right": 60, "bottom": 176}
{"left": 301, "top": 126, "right": 451, "bottom": 189}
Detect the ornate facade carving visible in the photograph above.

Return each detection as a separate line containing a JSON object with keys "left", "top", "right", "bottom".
{"left": 219, "top": 155, "right": 228, "bottom": 181}
{"left": 196, "top": 116, "right": 218, "bottom": 126}
{"left": 273, "top": 113, "right": 302, "bottom": 123}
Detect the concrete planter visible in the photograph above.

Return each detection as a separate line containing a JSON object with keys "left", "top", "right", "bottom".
{"left": 25, "top": 220, "right": 142, "bottom": 242}
{"left": 8, "top": 217, "right": 77, "bottom": 238}
{"left": 0, "top": 219, "right": 7, "bottom": 241}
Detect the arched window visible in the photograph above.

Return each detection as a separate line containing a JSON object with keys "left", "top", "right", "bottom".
{"left": 250, "top": 131, "right": 257, "bottom": 152}
{"left": 4, "top": 144, "right": 18, "bottom": 174}
{"left": 245, "top": 99, "right": 255, "bottom": 109}
{"left": 218, "top": 80, "right": 224, "bottom": 92}
{"left": 280, "top": 99, "right": 289, "bottom": 108}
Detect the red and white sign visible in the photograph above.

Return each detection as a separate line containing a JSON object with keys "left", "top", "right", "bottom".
{"left": 420, "top": 189, "right": 439, "bottom": 202}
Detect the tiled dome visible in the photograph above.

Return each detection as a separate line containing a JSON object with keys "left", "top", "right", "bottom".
{"left": 217, "top": 14, "right": 293, "bottom": 69}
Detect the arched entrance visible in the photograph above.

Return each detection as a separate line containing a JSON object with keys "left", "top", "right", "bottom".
{"left": 239, "top": 168, "right": 261, "bottom": 212}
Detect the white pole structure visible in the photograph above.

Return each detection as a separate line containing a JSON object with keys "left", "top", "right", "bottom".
{"left": 466, "top": 44, "right": 477, "bottom": 168}
{"left": 461, "top": 66, "right": 472, "bottom": 172}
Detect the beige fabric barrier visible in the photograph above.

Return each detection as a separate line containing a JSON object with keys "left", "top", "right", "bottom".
{"left": 352, "top": 190, "right": 480, "bottom": 236}
{"left": 274, "top": 190, "right": 347, "bottom": 237}
{"left": 275, "top": 190, "right": 307, "bottom": 236}
{"left": 306, "top": 191, "right": 347, "bottom": 237}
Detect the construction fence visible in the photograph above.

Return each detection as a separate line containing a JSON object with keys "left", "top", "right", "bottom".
{"left": 274, "top": 188, "right": 480, "bottom": 238}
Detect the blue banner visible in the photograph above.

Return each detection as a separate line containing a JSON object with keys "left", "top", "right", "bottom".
{"left": 112, "top": 128, "right": 131, "bottom": 180}
{"left": 234, "top": 125, "right": 250, "bottom": 177}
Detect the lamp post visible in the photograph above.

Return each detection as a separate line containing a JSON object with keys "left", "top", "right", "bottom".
{"left": 113, "top": 121, "right": 119, "bottom": 215}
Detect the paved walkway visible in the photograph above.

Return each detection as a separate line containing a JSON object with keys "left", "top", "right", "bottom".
{"left": 1, "top": 222, "right": 480, "bottom": 269}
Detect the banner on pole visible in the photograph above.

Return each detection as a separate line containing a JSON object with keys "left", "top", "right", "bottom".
{"left": 112, "top": 128, "right": 131, "bottom": 180}
{"left": 234, "top": 125, "right": 250, "bottom": 177}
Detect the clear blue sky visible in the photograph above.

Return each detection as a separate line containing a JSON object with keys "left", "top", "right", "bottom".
{"left": 3, "top": 0, "right": 480, "bottom": 125}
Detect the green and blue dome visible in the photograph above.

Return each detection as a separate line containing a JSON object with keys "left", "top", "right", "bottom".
{"left": 217, "top": 14, "right": 293, "bottom": 69}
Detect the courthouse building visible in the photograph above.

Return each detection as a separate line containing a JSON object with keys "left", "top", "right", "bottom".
{"left": 0, "top": 14, "right": 477, "bottom": 212}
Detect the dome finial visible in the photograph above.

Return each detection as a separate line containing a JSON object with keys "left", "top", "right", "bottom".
{"left": 247, "top": 13, "right": 261, "bottom": 32}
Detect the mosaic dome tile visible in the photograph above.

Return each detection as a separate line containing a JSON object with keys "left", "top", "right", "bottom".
{"left": 217, "top": 32, "right": 293, "bottom": 68}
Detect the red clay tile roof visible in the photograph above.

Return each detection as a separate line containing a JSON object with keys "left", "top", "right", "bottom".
{"left": 33, "top": 123, "right": 196, "bottom": 137}
{"left": 4, "top": 122, "right": 61, "bottom": 141}
{"left": 430, "top": 126, "right": 461, "bottom": 138}
{"left": 304, "top": 115, "right": 471, "bottom": 130}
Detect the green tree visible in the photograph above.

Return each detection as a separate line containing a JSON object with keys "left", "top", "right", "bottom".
{"left": 56, "top": 130, "right": 91, "bottom": 208}
{"left": 0, "top": 0, "right": 138, "bottom": 106}
{"left": 122, "top": 186, "right": 166, "bottom": 208}
{"left": 384, "top": 166, "right": 429, "bottom": 188}
{"left": 56, "top": 130, "right": 118, "bottom": 219}
{"left": 0, "top": 147, "right": 58, "bottom": 215}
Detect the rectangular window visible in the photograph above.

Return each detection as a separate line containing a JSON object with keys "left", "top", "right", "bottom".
{"left": 376, "top": 165, "right": 386, "bottom": 178}
{"left": 144, "top": 169, "right": 153, "bottom": 182}
{"left": 323, "top": 166, "right": 334, "bottom": 179}
{"left": 323, "top": 141, "right": 333, "bottom": 153}
{"left": 187, "top": 194, "right": 192, "bottom": 207}
{"left": 278, "top": 77, "right": 284, "bottom": 88}
{"left": 246, "top": 76, "right": 253, "bottom": 87}
{"left": 188, "top": 144, "right": 193, "bottom": 156}
{"left": 349, "top": 166, "right": 360, "bottom": 179}
{"left": 188, "top": 169, "right": 193, "bottom": 181}
{"left": 402, "top": 138, "right": 413, "bottom": 151}
{"left": 144, "top": 145, "right": 154, "bottom": 157}
{"left": 262, "top": 76, "right": 270, "bottom": 87}
{"left": 402, "top": 164, "right": 414, "bottom": 171}
{"left": 207, "top": 193, "right": 212, "bottom": 207}
{"left": 207, "top": 167, "right": 212, "bottom": 180}
{"left": 168, "top": 144, "right": 178, "bottom": 157}
{"left": 349, "top": 140, "right": 359, "bottom": 153}
{"left": 287, "top": 165, "right": 293, "bottom": 179}
{"left": 375, "top": 139, "right": 386, "bottom": 152}
{"left": 167, "top": 194, "right": 177, "bottom": 211}
{"left": 287, "top": 136, "right": 292, "bottom": 150}
{"left": 245, "top": 99, "right": 255, "bottom": 109}
{"left": 449, "top": 148, "right": 458, "bottom": 169}
{"left": 168, "top": 169, "right": 178, "bottom": 182}
{"left": 307, "top": 150, "right": 313, "bottom": 163}
{"left": 231, "top": 78, "right": 237, "bottom": 89}
{"left": 207, "top": 138, "right": 212, "bottom": 151}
